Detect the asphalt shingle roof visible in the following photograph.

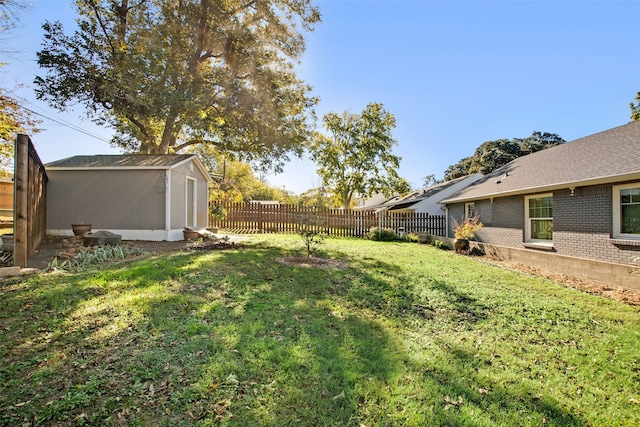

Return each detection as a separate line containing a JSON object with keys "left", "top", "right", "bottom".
{"left": 45, "top": 154, "right": 195, "bottom": 169}
{"left": 382, "top": 175, "right": 476, "bottom": 210}
{"left": 441, "top": 121, "right": 640, "bottom": 203}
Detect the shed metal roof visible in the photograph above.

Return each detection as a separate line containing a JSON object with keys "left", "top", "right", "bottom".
{"left": 45, "top": 154, "right": 195, "bottom": 169}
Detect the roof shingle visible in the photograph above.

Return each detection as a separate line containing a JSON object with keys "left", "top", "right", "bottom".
{"left": 441, "top": 121, "right": 640, "bottom": 203}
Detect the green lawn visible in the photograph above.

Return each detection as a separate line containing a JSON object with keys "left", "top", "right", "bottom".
{"left": 1, "top": 234, "right": 639, "bottom": 426}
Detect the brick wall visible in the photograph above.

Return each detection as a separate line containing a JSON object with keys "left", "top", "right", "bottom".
{"left": 475, "top": 195, "right": 524, "bottom": 248}
{"left": 445, "top": 183, "right": 640, "bottom": 268}
{"left": 436, "top": 237, "right": 640, "bottom": 291}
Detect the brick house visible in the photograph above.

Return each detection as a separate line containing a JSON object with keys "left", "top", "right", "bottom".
{"left": 439, "top": 121, "right": 640, "bottom": 290}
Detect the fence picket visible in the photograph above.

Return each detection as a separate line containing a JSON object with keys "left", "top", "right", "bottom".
{"left": 209, "top": 202, "right": 447, "bottom": 237}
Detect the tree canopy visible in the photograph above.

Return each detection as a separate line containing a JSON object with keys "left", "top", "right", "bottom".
{"left": 631, "top": 91, "right": 640, "bottom": 122}
{"left": 0, "top": 0, "right": 40, "bottom": 170}
{"left": 443, "top": 131, "right": 565, "bottom": 181}
{"left": 310, "top": 103, "right": 411, "bottom": 210}
{"left": 190, "top": 145, "right": 291, "bottom": 204}
{"left": 35, "top": 0, "right": 320, "bottom": 171}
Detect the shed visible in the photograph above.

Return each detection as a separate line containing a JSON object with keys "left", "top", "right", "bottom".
{"left": 46, "top": 154, "right": 213, "bottom": 241}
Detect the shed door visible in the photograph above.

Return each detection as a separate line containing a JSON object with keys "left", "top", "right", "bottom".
{"left": 186, "top": 178, "right": 196, "bottom": 227}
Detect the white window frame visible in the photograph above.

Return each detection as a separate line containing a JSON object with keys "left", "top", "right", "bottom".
{"left": 613, "top": 183, "right": 640, "bottom": 239}
{"left": 465, "top": 202, "right": 475, "bottom": 219}
{"left": 524, "top": 193, "right": 553, "bottom": 246}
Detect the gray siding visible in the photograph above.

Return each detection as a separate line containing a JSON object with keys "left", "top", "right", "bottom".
{"left": 47, "top": 170, "right": 165, "bottom": 229}
{"left": 169, "top": 159, "right": 209, "bottom": 229}
{"left": 448, "top": 184, "right": 640, "bottom": 265}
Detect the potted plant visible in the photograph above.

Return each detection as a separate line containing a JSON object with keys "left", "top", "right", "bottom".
{"left": 71, "top": 223, "right": 92, "bottom": 236}
{"left": 183, "top": 228, "right": 200, "bottom": 240}
{"left": 452, "top": 215, "right": 483, "bottom": 253}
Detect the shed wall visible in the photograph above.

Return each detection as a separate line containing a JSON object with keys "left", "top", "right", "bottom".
{"left": 47, "top": 170, "right": 165, "bottom": 229}
{"left": 169, "top": 159, "right": 209, "bottom": 229}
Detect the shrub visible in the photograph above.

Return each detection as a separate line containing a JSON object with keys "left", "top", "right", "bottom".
{"left": 368, "top": 227, "right": 402, "bottom": 242}
{"left": 433, "top": 240, "right": 450, "bottom": 250}
{"left": 48, "top": 245, "right": 143, "bottom": 271}
{"left": 209, "top": 204, "right": 228, "bottom": 221}
{"left": 452, "top": 215, "right": 483, "bottom": 240}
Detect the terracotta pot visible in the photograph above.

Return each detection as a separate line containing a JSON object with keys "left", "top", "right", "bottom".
{"left": 72, "top": 224, "right": 92, "bottom": 236}
{"left": 183, "top": 229, "right": 199, "bottom": 240}
{"left": 453, "top": 238, "right": 469, "bottom": 253}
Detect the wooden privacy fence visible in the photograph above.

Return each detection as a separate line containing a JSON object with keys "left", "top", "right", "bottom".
{"left": 210, "top": 202, "right": 446, "bottom": 237}
{"left": 13, "top": 134, "right": 48, "bottom": 267}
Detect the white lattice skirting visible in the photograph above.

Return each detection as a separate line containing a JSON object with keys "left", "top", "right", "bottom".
{"left": 47, "top": 229, "right": 186, "bottom": 242}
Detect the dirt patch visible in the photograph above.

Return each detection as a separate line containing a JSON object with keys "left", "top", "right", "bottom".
{"left": 275, "top": 256, "right": 348, "bottom": 269}
{"left": 186, "top": 240, "right": 245, "bottom": 251}
{"left": 25, "top": 236, "right": 192, "bottom": 269}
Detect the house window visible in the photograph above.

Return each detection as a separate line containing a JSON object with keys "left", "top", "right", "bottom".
{"left": 613, "top": 183, "right": 640, "bottom": 238}
{"left": 525, "top": 194, "right": 553, "bottom": 243}
{"left": 465, "top": 202, "right": 475, "bottom": 219}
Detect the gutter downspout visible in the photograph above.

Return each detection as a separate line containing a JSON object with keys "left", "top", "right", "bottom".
{"left": 443, "top": 205, "right": 449, "bottom": 238}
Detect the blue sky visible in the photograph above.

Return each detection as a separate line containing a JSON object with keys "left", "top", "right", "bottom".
{"left": 2, "top": 0, "right": 639, "bottom": 194}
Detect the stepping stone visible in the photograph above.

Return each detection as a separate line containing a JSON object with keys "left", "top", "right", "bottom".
{"left": 82, "top": 231, "right": 122, "bottom": 247}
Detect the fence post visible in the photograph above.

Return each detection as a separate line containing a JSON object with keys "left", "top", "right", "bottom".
{"left": 13, "top": 134, "right": 29, "bottom": 267}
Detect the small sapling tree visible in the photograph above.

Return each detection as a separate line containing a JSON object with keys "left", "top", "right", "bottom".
{"left": 295, "top": 212, "right": 325, "bottom": 258}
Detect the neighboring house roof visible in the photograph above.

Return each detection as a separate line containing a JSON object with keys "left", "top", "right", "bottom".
{"left": 45, "top": 154, "right": 213, "bottom": 183}
{"left": 380, "top": 175, "right": 481, "bottom": 210}
{"left": 440, "top": 121, "right": 640, "bottom": 204}
{"left": 353, "top": 192, "right": 398, "bottom": 210}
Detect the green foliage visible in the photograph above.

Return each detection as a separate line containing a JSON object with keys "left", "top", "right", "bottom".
{"left": 295, "top": 213, "right": 325, "bottom": 257}
{"left": 0, "top": 1, "right": 41, "bottom": 169}
{"left": 292, "top": 187, "right": 334, "bottom": 208}
{"left": 209, "top": 204, "right": 227, "bottom": 221}
{"left": 310, "top": 103, "right": 411, "bottom": 209}
{"left": 367, "top": 227, "right": 405, "bottom": 242}
{"left": 48, "top": 244, "right": 143, "bottom": 271}
{"left": 444, "top": 131, "right": 565, "bottom": 180}
{"left": 35, "top": 0, "right": 320, "bottom": 170}
{"left": 422, "top": 173, "right": 443, "bottom": 189}
{"left": 193, "top": 147, "right": 293, "bottom": 204}
{"left": 433, "top": 239, "right": 450, "bottom": 250}
{"left": 631, "top": 91, "right": 640, "bottom": 122}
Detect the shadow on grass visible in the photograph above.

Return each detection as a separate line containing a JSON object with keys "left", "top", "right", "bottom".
{"left": 0, "top": 242, "right": 585, "bottom": 426}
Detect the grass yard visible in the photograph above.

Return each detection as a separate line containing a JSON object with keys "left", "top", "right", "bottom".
{"left": 1, "top": 234, "right": 639, "bottom": 426}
